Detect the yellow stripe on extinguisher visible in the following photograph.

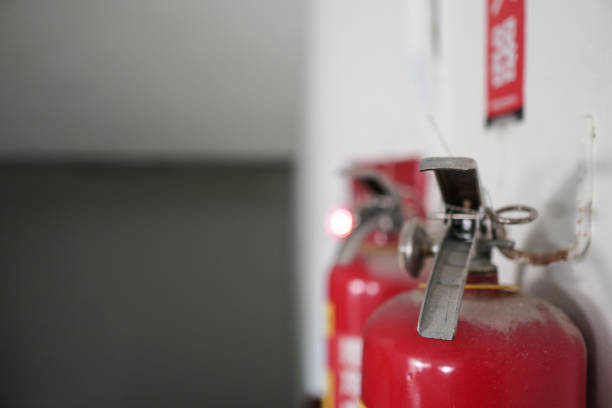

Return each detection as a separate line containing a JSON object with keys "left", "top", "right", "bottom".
{"left": 359, "top": 401, "right": 367, "bottom": 408}
{"left": 322, "top": 371, "right": 334, "bottom": 408}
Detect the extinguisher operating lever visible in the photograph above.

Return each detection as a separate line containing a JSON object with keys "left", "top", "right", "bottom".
{"left": 336, "top": 206, "right": 398, "bottom": 264}
{"left": 417, "top": 157, "right": 483, "bottom": 341}
{"left": 335, "top": 169, "right": 405, "bottom": 265}
{"left": 400, "top": 156, "right": 581, "bottom": 340}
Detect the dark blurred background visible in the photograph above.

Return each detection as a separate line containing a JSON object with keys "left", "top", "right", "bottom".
{"left": 0, "top": 163, "right": 294, "bottom": 407}
{"left": 0, "top": 0, "right": 303, "bottom": 406}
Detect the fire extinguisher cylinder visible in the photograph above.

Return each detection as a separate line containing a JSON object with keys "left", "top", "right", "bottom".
{"left": 360, "top": 157, "right": 587, "bottom": 408}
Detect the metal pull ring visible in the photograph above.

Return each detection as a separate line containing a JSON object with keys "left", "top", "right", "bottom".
{"left": 493, "top": 205, "right": 538, "bottom": 225}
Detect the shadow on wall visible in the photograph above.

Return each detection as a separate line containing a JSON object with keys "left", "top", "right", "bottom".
{"left": 516, "top": 161, "right": 612, "bottom": 408}
{"left": 530, "top": 275, "right": 612, "bottom": 408}
{"left": 0, "top": 163, "right": 296, "bottom": 408}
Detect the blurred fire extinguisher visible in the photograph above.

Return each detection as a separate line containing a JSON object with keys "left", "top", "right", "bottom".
{"left": 324, "top": 158, "right": 426, "bottom": 408}
{"left": 360, "top": 157, "right": 587, "bottom": 407}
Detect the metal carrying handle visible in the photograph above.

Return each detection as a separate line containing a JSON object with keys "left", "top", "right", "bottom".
{"left": 335, "top": 169, "right": 408, "bottom": 265}
{"left": 416, "top": 157, "right": 483, "bottom": 341}
{"left": 341, "top": 166, "right": 425, "bottom": 215}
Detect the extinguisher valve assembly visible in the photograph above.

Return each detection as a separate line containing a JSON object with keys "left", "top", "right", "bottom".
{"left": 336, "top": 168, "right": 415, "bottom": 265}
{"left": 398, "top": 157, "right": 590, "bottom": 341}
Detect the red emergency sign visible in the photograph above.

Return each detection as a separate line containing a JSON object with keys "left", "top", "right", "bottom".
{"left": 486, "top": 0, "right": 525, "bottom": 123}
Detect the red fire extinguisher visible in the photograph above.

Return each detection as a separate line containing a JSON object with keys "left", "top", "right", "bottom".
{"left": 360, "top": 157, "right": 587, "bottom": 407}
{"left": 324, "top": 159, "right": 426, "bottom": 408}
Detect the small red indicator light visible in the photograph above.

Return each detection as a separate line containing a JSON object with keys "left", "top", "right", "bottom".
{"left": 327, "top": 207, "right": 354, "bottom": 238}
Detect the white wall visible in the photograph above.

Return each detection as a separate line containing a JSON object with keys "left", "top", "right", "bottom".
{"left": 0, "top": 0, "right": 303, "bottom": 160}
{"left": 297, "top": 0, "right": 441, "bottom": 397}
{"left": 436, "top": 2, "right": 612, "bottom": 406}
{"left": 299, "top": 0, "right": 612, "bottom": 405}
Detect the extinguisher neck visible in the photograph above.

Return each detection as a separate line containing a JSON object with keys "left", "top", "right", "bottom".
{"left": 466, "top": 269, "right": 498, "bottom": 284}
{"left": 467, "top": 242, "right": 499, "bottom": 283}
